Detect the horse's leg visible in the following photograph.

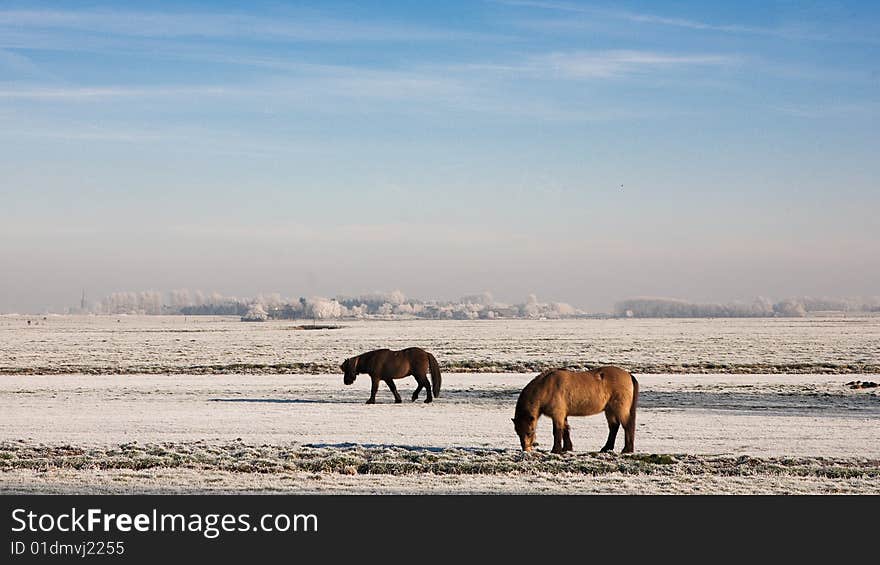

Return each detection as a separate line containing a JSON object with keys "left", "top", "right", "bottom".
{"left": 551, "top": 417, "right": 565, "bottom": 454}
{"left": 366, "top": 377, "right": 379, "bottom": 404}
{"left": 601, "top": 412, "right": 620, "bottom": 452}
{"left": 385, "top": 378, "right": 402, "bottom": 404}
{"left": 562, "top": 418, "right": 573, "bottom": 452}
{"left": 413, "top": 372, "right": 432, "bottom": 403}
{"left": 411, "top": 380, "right": 423, "bottom": 402}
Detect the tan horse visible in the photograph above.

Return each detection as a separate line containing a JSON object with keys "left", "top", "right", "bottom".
{"left": 340, "top": 347, "right": 441, "bottom": 404}
{"left": 512, "top": 366, "right": 638, "bottom": 453}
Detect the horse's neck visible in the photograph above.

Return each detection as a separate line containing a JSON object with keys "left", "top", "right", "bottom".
{"left": 357, "top": 352, "right": 372, "bottom": 372}
{"left": 514, "top": 400, "right": 537, "bottom": 419}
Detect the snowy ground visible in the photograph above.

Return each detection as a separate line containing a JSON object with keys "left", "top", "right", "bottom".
{"left": 2, "top": 314, "right": 878, "bottom": 375}
{"left": 1, "top": 315, "right": 877, "bottom": 494}
{"left": 1, "top": 372, "right": 878, "bottom": 494}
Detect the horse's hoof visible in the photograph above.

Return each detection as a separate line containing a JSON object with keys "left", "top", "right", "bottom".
{"left": 395, "top": 399, "right": 402, "bottom": 404}
{"left": 424, "top": 397, "right": 433, "bottom": 404}
{"left": 365, "top": 400, "right": 375, "bottom": 405}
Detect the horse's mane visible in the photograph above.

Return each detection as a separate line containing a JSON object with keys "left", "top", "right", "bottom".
{"left": 355, "top": 348, "right": 383, "bottom": 371}
{"left": 515, "top": 369, "right": 556, "bottom": 416}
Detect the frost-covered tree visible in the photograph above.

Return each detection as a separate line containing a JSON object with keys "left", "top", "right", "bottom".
{"left": 255, "top": 293, "right": 283, "bottom": 309}
{"left": 139, "top": 290, "right": 163, "bottom": 315}
{"left": 169, "top": 289, "right": 192, "bottom": 309}
{"left": 305, "top": 297, "right": 343, "bottom": 320}
{"left": 241, "top": 303, "right": 269, "bottom": 321}
{"left": 387, "top": 290, "right": 406, "bottom": 306}
{"left": 521, "top": 294, "right": 541, "bottom": 318}
{"left": 377, "top": 303, "right": 394, "bottom": 316}
{"left": 773, "top": 299, "right": 807, "bottom": 317}
{"left": 459, "top": 291, "right": 494, "bottom": 306}
{"left": 393, "top": 303, "right": 415, "bottom": 315}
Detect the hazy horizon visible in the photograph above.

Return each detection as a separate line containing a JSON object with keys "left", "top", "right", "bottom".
{"left": 2, "top": 1, "right": 878, "bottom": 314}
{"left": 4, "top": 287, "right": 879, "bottom": 316}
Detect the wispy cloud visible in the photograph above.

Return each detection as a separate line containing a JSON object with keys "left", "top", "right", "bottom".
{"left": 0, "top": 66, "right": 467, "bottom": 106}
{"left": 496, "top": 0, "right": 754, "bottom": 31}
{"left": 535, "top": 50, "right": 738, "bottom": 78}
{"left": 0, "top": 48, "right": 724, "bottom": 124}
{"left": 0, "top": 86, "right": 230, "bottom": 100}
{"left": 0, "top": 48, "right": 37, "bottom": 72}
{"left": 772, "top": 102, "right": 880, "bottom": 119}
{"left": 0, "top": 9, "right": 494, "bottom": 43}
{"left": 459, "top": 49, "right": 739, "bottom": 80}
{"left": 0, "top": 118, "right": 331, "bottom": 159}
{"left": 494, "top": 0, "right": 877, "bottom": 43}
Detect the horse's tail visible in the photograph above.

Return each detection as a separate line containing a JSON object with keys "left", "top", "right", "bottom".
{"left": 626, "top": 373, "right": 639, "bottom": 443}
{"left": 630, "top": 373, "right": 639, "bottom": 415}
{"left": 428, "top": 352, "right": 442, "bottom": 397}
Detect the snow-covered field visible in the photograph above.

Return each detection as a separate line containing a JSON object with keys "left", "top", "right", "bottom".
{"left": 1, "top": 315, "right": 878, "bottom": 494}
{"left": 3, "top": 314, "right": 878, "bottom": 374}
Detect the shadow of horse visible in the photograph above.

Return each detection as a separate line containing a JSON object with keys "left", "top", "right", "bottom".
{"left": 303, "top": 442, "right": 508, "bottom": 454}
{"left": 209, "top": 398, "right": 337, "bottom": 404}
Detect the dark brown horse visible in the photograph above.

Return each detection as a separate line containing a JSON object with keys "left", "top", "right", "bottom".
{"left": 340, "top": 347, "right": 442, "bottom": 404}
{"left": 513, "top": 366, "right": 638, "bottom": 453}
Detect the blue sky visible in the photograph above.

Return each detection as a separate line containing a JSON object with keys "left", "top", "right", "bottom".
{"left": 1, "top": 1, "right": 878, "bottom": 312}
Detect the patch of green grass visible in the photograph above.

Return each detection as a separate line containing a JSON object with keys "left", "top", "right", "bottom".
{"left": 632, "top": 453, "right": 677, "bottom": 465}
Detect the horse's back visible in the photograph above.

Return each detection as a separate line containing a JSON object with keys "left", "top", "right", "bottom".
{"left": 536, "top": 367, "right": 635, "bottom": 417}
{"left": 366, "top": 347, "right": 430, "bottom": 378}
{"left": 590, "top": 366, "right": 636, "bottom": 417}
{"left": 593, "top": 366, "right": 635, "bottom": 388}
{"left": 399, "top": 346, "right": 429, "bottom": 358}
{"left": 396, "top": 347, "right": 431, "bottom": 367}
{"left": 361, "top": 348, "right": 392, "bottom": 363}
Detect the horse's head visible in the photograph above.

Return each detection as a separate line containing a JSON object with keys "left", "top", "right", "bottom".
{"left": 340, "top": 356, "right": 359, "bottom": 385}
{"left": 512, "top": 413, "right": 538, "bottom": 452}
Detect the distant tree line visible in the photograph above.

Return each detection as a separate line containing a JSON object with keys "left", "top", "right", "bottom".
{"left": 77, "top": 290, "right": 588, "bottom": 320}
{"left": 74, "top": 289, "right": 880, "bottom": 319}
{"left": 614, "top": 296, "right": 880, "bottom": 318}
